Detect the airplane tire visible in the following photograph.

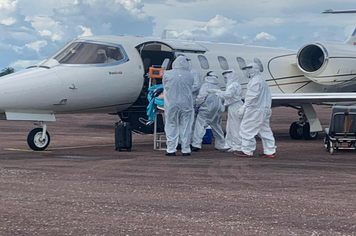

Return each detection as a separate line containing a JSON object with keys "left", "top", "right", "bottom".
{"left": 27, "top": 128, "right": 50, "bottom": 151}
{"left": 303, "top": 123, "right": 318, "bottom": 140}
{"left": 289, "top": 122, "right": 303, "bottom": 139}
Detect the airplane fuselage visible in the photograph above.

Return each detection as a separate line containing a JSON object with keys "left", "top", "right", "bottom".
{"left": 2, "top": 35, "right": 356, "bottom": 120}
{"left": 3, "top": 34, "right": 356, "bottom": 150}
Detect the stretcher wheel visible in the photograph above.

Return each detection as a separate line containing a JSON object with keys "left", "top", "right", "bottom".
{"left": 324, "top": 136, "right": 331, "bottom": 152}
{"left": 327, "top": 140, "right": 334, "bottom": 155}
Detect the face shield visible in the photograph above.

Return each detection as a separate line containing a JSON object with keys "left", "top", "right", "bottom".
{"left": 242, "top": 63, "right": 260, "bottom": 79}
{"left": 204, "top": 71, "right": 219, "bottom": 84}
{"left": 223, "top": 75, "right": 228, "bottom": 85}
{"left": 222, "top": 69, "right": 237, "bottom": 86}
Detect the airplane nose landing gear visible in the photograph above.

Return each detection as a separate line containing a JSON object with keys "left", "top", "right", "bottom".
{"left": 27, "top": 122, "right": 51, "bottom": 151}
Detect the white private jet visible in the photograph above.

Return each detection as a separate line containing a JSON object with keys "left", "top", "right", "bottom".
{"left": 2, "top": 30, "right": 356, "bottom": 151}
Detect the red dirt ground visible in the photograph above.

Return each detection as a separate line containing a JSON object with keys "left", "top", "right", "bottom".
{"left": 0, "top": 106, "right": 355, "bottom": 235}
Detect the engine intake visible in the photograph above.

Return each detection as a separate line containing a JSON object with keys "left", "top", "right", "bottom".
{"left": 297, "top": 44, "right": 326, "bottom": 73}
{"left": 296, "top": 42, "right": 356, "bottom": 85}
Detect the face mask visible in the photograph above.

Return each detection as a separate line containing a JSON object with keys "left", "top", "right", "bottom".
{"left": 245, "top": 72, "right": 251, "bottom": 79}
{"left": 223, "top": 76, "right": 228, "bottom": 84}
{"left": 245, "top": 70, "right": 254, "bottom": 79}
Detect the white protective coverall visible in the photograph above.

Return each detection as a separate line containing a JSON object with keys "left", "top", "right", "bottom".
{"left": 163, "top": 56, "right": 195, "bottom": 154}
{"left": 240, "top": 63, "right": 276, "bottom": 156}
{"left": 191, "top": 72, "right": 225, "bottom": 150}
{"left": 210, "top": 69, "right": 244, "bottom": 152}
{"left": 187, "top": 59, "right": 201, "bottom": 101}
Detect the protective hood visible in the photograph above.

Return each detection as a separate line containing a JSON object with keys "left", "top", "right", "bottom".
{"left": 222, "top": 69, "right": 238, "bottom": 86}
{"left": 172, "top": 56, "right": 190, "bottom": 70}
{"left": 243, "top": 62, "right": 260, "bottom": 79}
{"left": 204, "top": 71, "right": 219, "bottom": 85}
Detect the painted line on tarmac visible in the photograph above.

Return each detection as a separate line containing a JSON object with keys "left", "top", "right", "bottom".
{"left": 4, "top": 148, "right": 52, "bottom": 153}
{"left": 50, "top": 144, "right": 113, "bottom": 150}
{"left": 5, "top": 144, "right": 113, "bottom": 152}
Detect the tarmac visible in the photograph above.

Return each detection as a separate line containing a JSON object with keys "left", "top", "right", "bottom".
{"left": 0, "top": 107, "right": 355, "bottom": 235}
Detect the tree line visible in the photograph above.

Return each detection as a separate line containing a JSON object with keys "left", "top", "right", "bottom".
{"left": 0, "top": 67, "right": 15, "bottom": 77}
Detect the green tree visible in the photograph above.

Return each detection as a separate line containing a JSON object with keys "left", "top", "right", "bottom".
{"left": 0, "top": 67, "right": 15, "bottom": 77}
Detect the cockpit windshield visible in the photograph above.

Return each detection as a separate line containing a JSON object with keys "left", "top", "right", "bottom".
{"left": 53, "top": 42, "right": 124, "bottom": 65}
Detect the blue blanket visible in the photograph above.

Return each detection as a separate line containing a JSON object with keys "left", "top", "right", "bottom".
{"left": 147, "top": 85, "right": 164, "bottom": 122}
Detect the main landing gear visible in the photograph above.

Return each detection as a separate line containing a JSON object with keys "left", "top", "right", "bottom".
{"left": 289, "top": 109, "right": 319, "bottom": 140}
{"left": 27, "top": 122, "right": 50, "bottom": 151}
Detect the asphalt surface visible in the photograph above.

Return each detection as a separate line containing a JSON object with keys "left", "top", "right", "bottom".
{"left": 0, "top": 107, "right": 355, "bottom": 236}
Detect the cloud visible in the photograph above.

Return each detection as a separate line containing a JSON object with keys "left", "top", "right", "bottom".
{"left": 0, "top": 0, "right": 21, "bottom": 27}
{"left": 78, "top": 25, "right": 93, "bottom": 37}
{"left": 254, "top": 32, "right": 277, "bottom": 42}
{"left": 46, "top": 0, "right": 155, "bottom": 39}
{"left": 1, "top": 17, "right": 16, "bottom": 26}
{"left": 25, "top": 40, "right": 48, "bottom": 53}
{"left": 168, "top": 14, "right": 237, "bottom": 41}
{"left": 2, "top": 0, "right": 356, "bottom": 71}
{"left": 0, "top": 0, "right": 156, "bottom": 70}
{"left": 0, "top": 0, "right": 18, "bottom": 10}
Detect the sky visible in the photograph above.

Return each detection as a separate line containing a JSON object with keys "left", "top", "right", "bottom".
{"left": 1, "top": 0, "right": 356, "bottom": 71}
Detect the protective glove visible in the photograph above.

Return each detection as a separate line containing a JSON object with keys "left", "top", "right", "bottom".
{"left": 237, "top": 105, "right": 246, "bottom": 119}
{"left": 194, "top": 106, "right": 200, "bottom": 115}
{"left": 207, "top": 89, "right": 219, "bottom": 93}
{"left": 220, "top": 104, "right": 226, "bottom": 113}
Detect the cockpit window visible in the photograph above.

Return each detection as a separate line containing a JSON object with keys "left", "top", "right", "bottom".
{"left": 54, "top": 42, "right": 124, "bottom": 64}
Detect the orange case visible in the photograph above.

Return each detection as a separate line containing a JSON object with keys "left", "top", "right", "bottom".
{"left": 149, "top": 67, "right": 164, "bottom": 78}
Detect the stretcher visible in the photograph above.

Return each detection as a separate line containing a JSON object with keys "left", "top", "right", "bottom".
{"left": 153, "top": 107, "right": 166, "bottom": 151}
{"left": 324, "top": 106, "right": 356, "bottom": 154}
{"left": 145, "top": 84, "right": 166, "bottom": 150}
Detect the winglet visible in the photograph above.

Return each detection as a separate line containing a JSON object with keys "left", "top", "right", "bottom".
{"left": 344, "top": 28, "right": 356, "bottom": 45}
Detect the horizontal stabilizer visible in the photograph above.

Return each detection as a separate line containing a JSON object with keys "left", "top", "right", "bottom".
{"left": 5, "top": 111, "right": 56, "bottom": 121}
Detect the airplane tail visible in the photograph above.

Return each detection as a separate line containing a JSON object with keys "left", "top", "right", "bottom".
{"left": 344, "top": 28, "right": 356, "bottom": 45}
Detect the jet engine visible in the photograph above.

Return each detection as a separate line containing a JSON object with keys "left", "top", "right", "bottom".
{"left": 296, "top": 42, "right": 356, "bottom": 85}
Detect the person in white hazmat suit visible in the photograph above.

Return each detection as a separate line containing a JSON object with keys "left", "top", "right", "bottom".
{"left": 163, "top": 56, "right": 195, "bottom": 156}
{"left": 187, "top": 58, "right": 201, "bottom": 102}
{"left": 208, "top": 69, "right": 244, "bottom": 152}
{"left": 176, "top": 58, "right": 201, "bottom": 150}
{"left": 191, "top": 71, "right": 226, "bottom": 151}
{"left": 234, "top": 63, "right": 276, "bottom": 158}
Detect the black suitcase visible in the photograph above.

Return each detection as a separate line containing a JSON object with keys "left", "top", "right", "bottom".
{"left": 115, "top": 121, "right": 132, "bottom": 151}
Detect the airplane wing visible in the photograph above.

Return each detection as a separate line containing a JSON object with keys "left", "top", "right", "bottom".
{"left": 272, "top": 93, "right": 356, "bottom": 106}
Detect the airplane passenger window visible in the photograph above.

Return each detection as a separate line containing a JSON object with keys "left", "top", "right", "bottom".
{"left": 236, "top": 57, "right": 246, "bottom": 70}
{"left": 254, "top": 58, "right": 264, "bottom": 72}
{"left": 54, "top": 42, "right": 124, "bottom": 64}
{"left": 198, "top": 55, "right": 209, "bottom": 70}
{"left": 218, "top": 56, "right": 229, "bottom": 70}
